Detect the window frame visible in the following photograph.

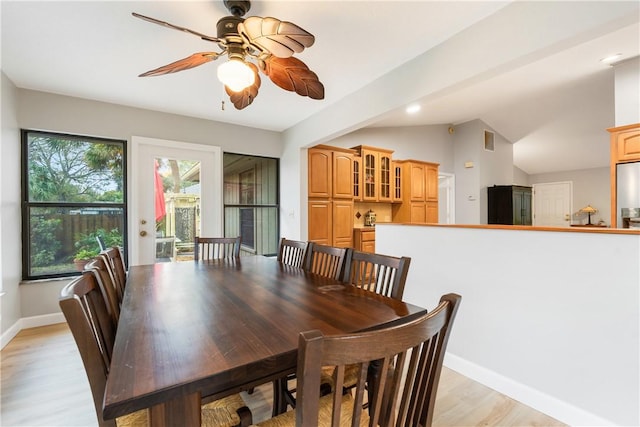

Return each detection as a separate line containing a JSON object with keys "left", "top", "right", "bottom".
{"left": 21, "top": 129, "right": 128, "bottom": 280}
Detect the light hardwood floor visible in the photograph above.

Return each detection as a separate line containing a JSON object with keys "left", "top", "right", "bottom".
{"left": 1, "top": 324, "right": 566, "bottom": 426}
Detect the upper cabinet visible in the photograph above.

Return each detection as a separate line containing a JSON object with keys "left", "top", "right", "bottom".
{"left": 308, "top": 145, "right": 354, "bottom": 199}
{"left": 392, "top": 160, "right": 440, "bottom": 224}
{"left": 351, "top": 146, "right": 394, "bottom": 202}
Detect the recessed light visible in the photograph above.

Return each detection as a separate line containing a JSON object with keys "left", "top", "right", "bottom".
{"left": 406, "top": 104, "right": 421, "bottom": 114}
{"left": 600, "top": 53, "right": 622, "bottom": 64}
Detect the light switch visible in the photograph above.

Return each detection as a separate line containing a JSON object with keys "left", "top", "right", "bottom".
{"left": 464, "top": 161, "right": 474, "bottom": 168}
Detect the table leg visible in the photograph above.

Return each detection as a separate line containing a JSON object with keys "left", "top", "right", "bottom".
{"left": 149, "top": 392, "right": 201, "bottom": 427}
{"left": 272, "top": 378, "right": 289, "bottom": 417}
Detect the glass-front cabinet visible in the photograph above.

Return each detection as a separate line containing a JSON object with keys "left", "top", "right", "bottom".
{"left": 351, "top": 146, "right": 394, "bottom": 202}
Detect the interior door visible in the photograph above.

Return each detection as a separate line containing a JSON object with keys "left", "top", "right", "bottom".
{"left": 532, "top": 181, "right": 572, "bottom": 227}
{"left": 130, "top": 136, "right": 222, "bottom": 266}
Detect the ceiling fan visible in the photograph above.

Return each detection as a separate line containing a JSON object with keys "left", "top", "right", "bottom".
{"left": 133, "top": 0, "right": 324, "bottom": 110}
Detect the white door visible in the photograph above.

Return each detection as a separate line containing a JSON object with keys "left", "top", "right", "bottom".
{"left": 532, "top": 181, "right": 572, "bottom": 227}
{"left": 438, "top": 173, "right": 455, "bottom": 224}
{"left": 130, "top": 136, "right": 222, "bottom": 266}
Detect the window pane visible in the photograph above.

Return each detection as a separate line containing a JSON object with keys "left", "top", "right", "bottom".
{"left": 223, "top": 153, "right": 279, "bottom": 256}
{"left": 27, "top": 206, "right": 124, "bottom": 277}
{"left": 27, "top": 133, "right": 124, "bottom": 203}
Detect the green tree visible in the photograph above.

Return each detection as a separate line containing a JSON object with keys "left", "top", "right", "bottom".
{"left": 27, "top": 135, "right": 123, "bottom": 202}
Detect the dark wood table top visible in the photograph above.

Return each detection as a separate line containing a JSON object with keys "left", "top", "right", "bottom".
{"left": 103, "top": 256, "right": 426, "bottom": 424}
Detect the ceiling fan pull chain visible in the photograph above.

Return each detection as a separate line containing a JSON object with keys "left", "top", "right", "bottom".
{"left": 221, "top": 100, "right": 225, "bottom": 111}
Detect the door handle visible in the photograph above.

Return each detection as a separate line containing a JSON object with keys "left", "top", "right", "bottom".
{"left": 139, "top": 231, "right": 147, "bottom": 237}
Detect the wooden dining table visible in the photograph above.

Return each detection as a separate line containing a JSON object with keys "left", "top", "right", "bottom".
{"left": 102, "top": 255, "right": 427, "bottom": 427}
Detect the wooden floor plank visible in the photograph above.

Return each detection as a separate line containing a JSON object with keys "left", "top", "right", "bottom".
{"left": 1, "top": 323, "right": 566, "bottom": 426}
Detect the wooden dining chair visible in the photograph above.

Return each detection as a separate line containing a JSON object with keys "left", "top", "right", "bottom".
{"left": 84, "top": 256, "right": 121, "bottom": 327}
{"left": 256, "top": 293, "right": 462, "bottom": 427}
{"left": 59, "top": 272, "right": 253, "bottom": 427}
{"left": 304, "top": 243, "right": 348, "bottom": 280}
{"left": 277, "top": 238, "right": 309, "bottom": 268}
{"left": 100, "top": 247, "right": 127, "bottom": 297}
{"left": 194, "top": 236, "right": 241, "bottom": 260}
{"left": 342, "top": 250, "right": 412, "bottom": 300}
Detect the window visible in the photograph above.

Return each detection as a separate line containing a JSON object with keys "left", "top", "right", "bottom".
{"left": 223, "top": 153, "right": 279, "bottom": 256}
{"left": 22, "top": 130, "right": 126, "bottom": 280}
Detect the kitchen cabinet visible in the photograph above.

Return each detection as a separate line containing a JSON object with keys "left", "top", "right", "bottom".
{"left": 487, "top": 185, "right": 532, "bottom": 225}
{"left": 308, "top": 145, "right": 354, "bottom": 247}
{"left": 392, "top": 160, "right": 439, "bottom": 224}
{"left": 351, "top": 146, "right": 394, "bottom": 202}
{"left": 353, "top": 228, "right": 375, "bottom": 253}
{"left": 608, "top": 123, "right": 640, "bottom": 227}
{"left": 392, "top": 162, "right": 402, "bottom": 202}
{"left": 353, "top": 156, "right": 362, "bottom": 202}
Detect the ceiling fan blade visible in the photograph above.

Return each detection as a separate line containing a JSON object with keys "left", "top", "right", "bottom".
{"left": 139, "top": 52, "right": 221, "bottom": 77}
{"left": 132, "top": 12, "right": 220, "bottom": 43}
{"left": 239, "top": 17, "right": 315, "bottom": 58}
{"left": 262, "top": 56, "right": 324, "bottom": 100}
{"left": 225, "top": 63, "right": 261, "bottom": 110}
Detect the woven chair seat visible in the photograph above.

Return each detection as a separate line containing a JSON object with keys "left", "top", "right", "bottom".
{"left": 320, "top": 364, "right": 360, "bottom": 390}
{"left": 116, "top": 394, "right": 248, "bottom": 427}
{"left": 254, "top": 393, "right": 369, "bottom": 427}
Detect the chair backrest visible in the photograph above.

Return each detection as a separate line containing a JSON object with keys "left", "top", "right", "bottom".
{"left": 295, "top": 293, "right": 461, "bottom": 427}
{"left": 96, "top": 235, "right": 107, "bottom": 251}
{"left": 84, "top": 256, "right": 121, "bottom": 327}
{"left": 342, "top": 250, "right": 411, "bottom": 300}
{"left": 194, "top": 236, "right": 241, "bottom": 260}
{"left": 100, "top": 247, "right": 127, "bottom": 296}
{"left": 277, "top": 238, "right": 308, "bottom": 268}
{"left": 304, "top": 243, "right": 348, "bottom": 280}
{"left": 59, "top": 272, "right": 117, "bottom": 427}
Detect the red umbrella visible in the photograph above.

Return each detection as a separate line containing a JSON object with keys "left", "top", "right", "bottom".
{"left": 154, "top": 160, "right": 166, "bottom": 221}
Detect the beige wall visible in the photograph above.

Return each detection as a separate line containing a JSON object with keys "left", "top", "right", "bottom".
{"left": 1, "top": 82, "right": 284, "bottom": 338}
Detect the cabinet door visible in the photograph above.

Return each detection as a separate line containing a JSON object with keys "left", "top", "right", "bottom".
{"left": 333, "top": 201, "right": 354, "bottom": 247}
{"left": 426, "top": 201, "right": 438, "bottom": 223}
{"left": 362, "top": 240, "right": 376, "bottom": 253}
{"left": 332, "top": 151, "right": 353, "bottom": 199}
{"left": 513, "top": 188, "right": 532, "bottom": 225}
{"left": 409, "top": 163, "right": 426, "bottom": 201}
{"left": 425, "top": 163, "right": 439, "bottom": 201}
{"left": 410, "top": 202, "right": 427, "bottom": 223}
{"left": 616, "top": 129, "right": 640, "bottom": 162}
{"left": 363, "top": 152, "right": 377, "bottom": 201}
{"left": 379, "top": 154, "right": 392, "bottom": 202}
{"left": 308, "top": 201, "right": 331, "bottom": 245}
{"left": 353, "top": 157, "right": 362, "bottom": 202}
{"left": 308, "top": 148, "right": 332, "bottom": 198}
{"left": 392, "top": 162, "right": 402, "bottom": 202}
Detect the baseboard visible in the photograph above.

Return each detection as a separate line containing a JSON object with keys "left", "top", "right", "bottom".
{"left": 1, "top": 313, "right": 66, "bottom": 350}
{"left": 444, "top": 353, "right": 616, "bottom": 427}
{"left": 0, "top": 320, "right": 21, "bottom": 350}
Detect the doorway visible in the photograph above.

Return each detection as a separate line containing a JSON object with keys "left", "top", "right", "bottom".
{"left": 130, "top": 136, "right": 222, "bottom": 266}
{"left": 438, "top": 173, "right": 456, "bottom": 224}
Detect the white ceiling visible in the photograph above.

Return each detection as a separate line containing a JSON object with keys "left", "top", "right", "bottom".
{"left": 2, "top": 1, "right": 639, "bottom": 175}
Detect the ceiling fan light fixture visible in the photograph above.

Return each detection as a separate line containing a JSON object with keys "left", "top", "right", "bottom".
{"left": 217, "top": 58, "right": 255, "bottom": 92}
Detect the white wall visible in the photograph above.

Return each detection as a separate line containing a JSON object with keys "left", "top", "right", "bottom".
{"left": 613, "top": 57, "right": 640, "bottom": 126}
{"left": 377, "top": 224, "right": 639, "bottom": 426}
{"left": 530, "top": 167, "right": 611, "bottom": 226}
{"left": 1, "top": 72, "right": 22, "bottom": 338}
